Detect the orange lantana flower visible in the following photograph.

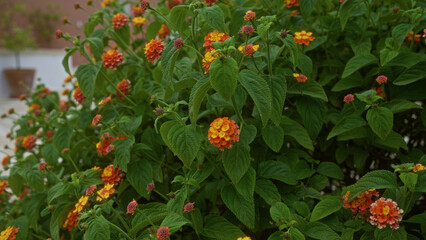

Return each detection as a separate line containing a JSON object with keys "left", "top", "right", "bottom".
{"left": 411, "top": 164, "right": 425, "bottom": 172}
{"left": 144, "top": 39, "right": 165, "bottom": 63}
{"left": 294, "top": 31, "right": 315, "bottom": 46}
{"left": 102, "top": 50, "right": 124, "bottom": 70}
{"left": 369, "top": 198, "right": 403, "bottom": 229}
{"left": 101, "top": 165, "right": 124, "bottom": 186}
{"left": 244, "top": 11, "right": 255, "bottom": 21}
{"left": 112, "top": 13, "right": 129, "bottom": 30}
{"left": 63, "top": 209, "right": 79, "bottom": 232}
{"left": 73, "top": 87, "right": 85, "bottom": 104}
{"left": 208, "top": 117, "right": 240, "bottom": 151}
{"left": 285, "top": 0, "right": 299, "bottom": 8}
{"left": 0, "top": 180, "right": 8, "bottom": 194}
{"left": 0, "top": 226, "right": 19, "bottom": 240}
{"left": 132, "top": 17, "right": 147, "bottom": 27}
{"left": 96, "top": 184, "right": 115, "bottom": 201}
{"left": 238, "top": 44, "right": 259, "bottom": 56}
{"left": 405, "top": 31, "right": 421, "bottom": 43}
{"left": 202, "top": 50, "right": 218, "bottom": 74}
{"left": 73, "top": 196, "right": 89, "bottom": 213}
{"left": 157, "top": 24, "right": 170, "bottom": 39}
{"left": 23, "top": 135, "right": 37, "bottom": 150}
{"left": 343, "top": 189, "right": 379, "bottom": 215}
{"left": 203, "top": 30, "right": 230, "bottom": 52}
{"left": 116, "top": 80, "right": 131, "bottom": 100}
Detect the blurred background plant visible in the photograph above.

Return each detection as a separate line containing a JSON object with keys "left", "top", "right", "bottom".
{"left": 0, "top": 0, "right": 60, "bottom": 68}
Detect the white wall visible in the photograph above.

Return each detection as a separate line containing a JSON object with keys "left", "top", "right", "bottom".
{"left": 0, "top": 49, "right": 72, "bottom": 98}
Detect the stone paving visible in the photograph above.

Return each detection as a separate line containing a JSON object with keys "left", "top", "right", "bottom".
{"left": 0, "top": 98, "right": 27, "bottom": 176}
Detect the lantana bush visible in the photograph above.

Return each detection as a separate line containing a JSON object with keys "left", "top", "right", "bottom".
{"left": 1, "top": 0, "right": 426, "bottom": 239}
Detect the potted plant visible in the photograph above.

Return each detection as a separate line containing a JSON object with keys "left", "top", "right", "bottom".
{"left": 0, "top": 0, "right": 37, "bottom": 98}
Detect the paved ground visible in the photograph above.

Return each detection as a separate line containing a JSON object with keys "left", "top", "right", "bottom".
{"left": 0, "top": 98, "right": 27, "bottom": 176}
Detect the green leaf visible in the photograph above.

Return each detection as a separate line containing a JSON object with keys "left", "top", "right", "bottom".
{"left": 281, "top": 116, "right": 314, "bottom": 151}
{"left": 199, "top": 5, "right": 226, "bottom": 32}
{"left": 209, "top": 57, "right": 238, "bottom": 101}
{"left": 127, "top": 159, "right": 153, "bottom": 199}
{"left": 281, "top": 35, "right": 299, "bottom": 67}
{"left": 160, "top": 213, "right": 191, "bottom": 233}
{"left": 119, "top": 116, "right": 142, "bottom": 134}
{"left": 189, "top": 77, "right": 210, "bottom": 124}
{"left": 327, "top": 115, "right": 367, "bottom": 140}
{"left": 222, "top": 142, "right": 251, "bottom": 184}
{"left": 161, "top": 42, "right": 179, "bottom": 84}
{"left": 380, "top": 48, "right": 399, "bottom": 66}
{"left": 270, "top": 202, "right": 291, "bottom": 223}
{"left": 50, "top": 203, "right": 72, "bottom": 240}
{"left": 160, "top": 121, "right": 180, "bottom": 148}
{"left": 41, "top": 143, "right": 59, "bottom": 165}
{"left": 367, "top": 107, "right": 393, "bottom": 139}
{"left": 146, "top": 21, "right": 162, "bottom": 40}
{"left": 296, "top": 96, "right": 325, "bottom": 139}
{"left": 373, "top": 131, "right": 408, "bottom": 150}
{"left": 386, "top": 52, "right": 425, "bottom": 68}
{"left": 167, "top": 124, "right": 201, "bottom": 167}
{"left": 202, "top": 215, "right": 245, "bottom": 240}
{"left": 289, "top": 227, "right": 306, "bottom": 240}
{"left": 53, "top": 126, "right": 73, "bottom": 152}
{"left": 239, "top": 125, "right": 257, "bottom": 145}
{"left": 304, "top": 222, "right": 341, "bottom": 240}
{"left": 84, "top": 216, "right": 110, "bottom": 240}
{"left": 9, "top": 216, "right": 29, "bottom": 240}
{"left": 86, "top": 37, "right": 104, "bottom": 60}
{"left": 47, "top": 182, "right": 73, "bottom": 203}
{"left": 297, "top": 54, "right": 313, "bottom": 76}
{"left": 75, "top": 63, "right": 101, "bottom": 102}
{"left": 399, "top": 173, "right": 418, "bottom": 192}
{"left": 264, "top": 75, "right": 287, "bottom": 126}
{"left": 351, "top": 38, "right": 371, "bottom": 55}
{"left": 374, "top": 227, "right": 407, "bottom": 240}
{"left": 346, "top": 170, "right": 397, "bottom": 201}
{"left": 287, "top": 80, "right": 328, "bottom": 102}
{"left": 310, "top": 198, "right": 342, "bottom": 222}
{"left": 381, "top": 99, "right": 422, "bottom": 113}
{"left": 169, "top": 5, "right": 189, "bottom": 34}
{"left": 339, "top": 0, "right": 362, "bottom": 30}
{"left": 262, "top": 125, "right": 284, "bottom": 152}
{"left": 317, "top": 162, "right": 344, "bottom": 180}
{"left": 393, "top": 61, "right": 426, "bottom": 86}
{"left": 255, "top": 179, "right": 281, "bottom": 205}
{"left": 62, "top": 48, "right": 77, "bottom": 76}
{"left": 332, "top": 72, "right": 363, "bottom": 92}
{"left": 258, "top": 160, "right": 297, "bottom": 185}
{"left": 114, "top": 136, "right": 135, "bottom": 172}
{"left": 342, "top": 54, "right": 377, "bottom": 78}
{"left": 405, "top": 212, "right": 426, "bottom": 223}
{"left": 392, "top": 24, "right": 414, "bottom": 49}
{"left": 221, "top": 185, "right": 255, "bottom": 229}
{"left": 239, "top": 70, "right": 272, "bottom": 127}
{"left": 235, "top": 167, "right": 256, "bottom": 201}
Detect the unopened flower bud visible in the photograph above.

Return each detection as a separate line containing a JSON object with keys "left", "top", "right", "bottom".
{"left": 155, "top": 107, "right": 164, "bottom": 116}
{"left": 280, "top": 30, "right": 287, "bottom": 39}
{"left": 393, "top": 6, "right": 399, "bottom": 14}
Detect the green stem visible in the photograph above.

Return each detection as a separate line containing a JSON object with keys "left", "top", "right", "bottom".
{"left": 108, "top": 222, "right": 134, "bottom": 240}
{"left": 238, "top": 35, "right": 249, "bottom": 70}
{"left": 153, "top": 189, "right": 169, "bottom": 201}
{"left": 63, "top": 154, "right": 80, "bottom": 173}
{"left": 100, "top": 71, "right": 137, "bottom": 106}
{"left": 231, "top": 95, "right": 245, "bottom": 127}
{"left": 251, "top": 56, "right": 262, "bottom": 74}
{"left": 111, "top": 204, "right": 131, "bottom": 232}
{"left": 266, "top": 38, "right": 273, "bottom": 75}
{"left": 47, "top": 169, "right": 62, "bottom": 182}
{"left": 185, "top": 45, "right": 208, "bottom": 63}
{"left": 136, "top": 209, "right": 156, "bottom": 227}
{"left": 164, "top": 111, "right": 184, "bottom": 124}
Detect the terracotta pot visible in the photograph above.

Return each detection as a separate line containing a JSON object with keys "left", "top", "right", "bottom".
{"left": 3, "top": 68, "right": 35, "bottom": 98}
